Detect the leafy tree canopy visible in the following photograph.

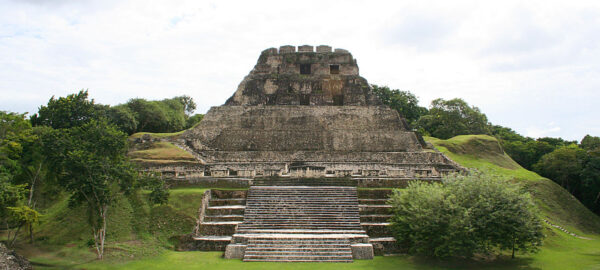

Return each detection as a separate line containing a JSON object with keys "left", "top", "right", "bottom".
{"left": 371, "top": 85, "right": 427, "bottom": 127}
{"left": 31, "top": 90, "right": 103, "bottom": 129}
{"left": 416, "top": 98, "right": 490, "bottom": 139}
{"left": 581, "top": 135, "right": 600, "bottom": 151}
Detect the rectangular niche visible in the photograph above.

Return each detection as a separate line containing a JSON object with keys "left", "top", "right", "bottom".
{"left": 300, "top": 64, "right": 311, "bottom": 74}
{"left": 330, "top": 64, "right": 340, "bottom": 74}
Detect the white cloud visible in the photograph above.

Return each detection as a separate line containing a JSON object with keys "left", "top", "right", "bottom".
{"left": 1, "top": 0, "right": 600, "bottom": 140}
{"left": 526, "top": 123, "right": 562, "bottom": 138}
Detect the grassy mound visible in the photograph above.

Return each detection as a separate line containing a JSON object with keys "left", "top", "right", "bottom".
{"left": 26, "top": 188, "right": 207, "bottom": 265}
{"left": 128, "top": 141, "right": 196, "bottom": 165}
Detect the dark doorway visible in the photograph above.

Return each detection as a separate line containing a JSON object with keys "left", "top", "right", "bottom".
{"left": 300, "top": 64, "right": 311, "bottom": 75}
{"left": 330, "top": 65, "right": 340, "bottom": 74}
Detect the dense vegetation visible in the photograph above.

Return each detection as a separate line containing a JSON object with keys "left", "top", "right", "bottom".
{"left": 389, "top": 173, "right": 544, "bottom": 259}
{"left": 0, "top": 91, "right": 204, "bottom": 257}
{"left": 372, "top": 84, "right": 600, "bottom": 215}
{"left": 31, "top": 90, "right": 203, "bottom": 135}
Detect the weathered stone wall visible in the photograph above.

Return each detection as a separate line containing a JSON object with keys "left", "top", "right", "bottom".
{"left": 184, "top": 106, "right": 421, "bottom": 152}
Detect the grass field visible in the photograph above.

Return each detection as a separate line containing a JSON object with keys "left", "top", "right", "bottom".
{"left": 14, "top": 135, "right": 600, "bottom": 269}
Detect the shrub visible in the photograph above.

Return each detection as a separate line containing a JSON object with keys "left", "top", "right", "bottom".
{"left": 389, "top": 172, "right": 544, "bottom": 258}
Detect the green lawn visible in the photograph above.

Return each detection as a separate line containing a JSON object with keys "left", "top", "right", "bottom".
{"left": 29, "top": 227, "right": 600, "bottom": 270}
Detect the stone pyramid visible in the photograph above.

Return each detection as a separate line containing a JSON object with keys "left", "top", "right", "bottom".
{"left": 179, "top": 45, "right": 461, "bottom": 185}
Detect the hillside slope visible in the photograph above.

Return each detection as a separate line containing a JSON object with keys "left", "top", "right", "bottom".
{"left": 427, "top": 135, "right": 600, "bottom": 235}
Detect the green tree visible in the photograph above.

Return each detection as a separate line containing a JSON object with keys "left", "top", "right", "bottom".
{"left": 580, "top": 149, "right": 600, "bottom": 214}
{"left": 581, "top": 135, "right": 600, "bottom": 151}
{"left": 186, "top": 113, "right": 204, "bottom": 129}
{"left": 176, "top": 95, "right": 197, "bottom": 117}
{"left": 371, "top": 85, "right": 427, "bottom": 127}
{"left": 45, "top": 119, "right": 136, "bottom": 259}
{"left": 6, "top": 205, "right": 41, "bottom": 246}
{"left": 106, "top": 105, "right": 138, "bottom": 135}
{"left": 533, "top": 145, "right": 586, "bottom": 195}
{"left": 389, "top": 173, "right": 544, "bottom": 259}
{"left": 30, "top": 90, "right": 103, "bottom": 129}
{"left": 416, "top": 98, "right": 490, "bottom": 139}
{"left": 0, "top": 180, "right": 28, "bottom": 247}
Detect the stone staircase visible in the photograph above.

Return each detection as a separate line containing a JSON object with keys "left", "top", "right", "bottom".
{"left": 192, "top": 189, "right": 247, "bottom": 251}
{"left": 357, "top": 189, "right": 402, "bottom": 255}
{"left": 225, "top": 186, "right": 373, "bottom": 262}
{"left": 244, "top": 237, "right": 353, "bottom": 262}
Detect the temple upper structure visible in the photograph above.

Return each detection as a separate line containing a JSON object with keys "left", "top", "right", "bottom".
{"left": 225, "top": 45, "right": 381, "bottom": 106}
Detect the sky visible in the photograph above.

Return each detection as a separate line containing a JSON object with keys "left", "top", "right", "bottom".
{"left": 1, "top": 0, "right": 599, "bottom": 141}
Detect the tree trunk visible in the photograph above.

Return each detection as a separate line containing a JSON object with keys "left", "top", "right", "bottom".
{"left": 9, "top": 223, "right": 23, "bottom": 248}
{"left": 511, "top": 237, "right": 516, "bottom": 259}
{"left": 28, "top": 162, "right": 42, "bottom": 207}
{"left": 100, "top": 205, "right": 107, "bottom": 260}
{"left": 29, "top": 223, "right": 34, "bottom": 244}
{"left": 92, "top": 204, "right": 108, "bottom": 260}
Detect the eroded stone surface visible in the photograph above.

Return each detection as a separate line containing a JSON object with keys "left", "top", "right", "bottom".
{"left": 0, "top": 243, "right": 32, "bottom": 270}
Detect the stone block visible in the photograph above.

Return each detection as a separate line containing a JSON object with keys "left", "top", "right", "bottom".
{"left": 262, "top": 47, "right": 278, "bottom": 55}
{"left": 224, "top": 244, "right": 246, "bottom": 259}
{"left": 316, "top": 45, "right": 332, "bottom": 53}
{"left": 351, "top": 243, "right": 374, "bottom": 259}
{"left": 298, "top": 45, "right": 314, "bottom": 52}
{"left": 279, "top": 45, "right": 295, "bottom": 53}
{"left": 335, "top": 48, "right": 349, "bottom": 53}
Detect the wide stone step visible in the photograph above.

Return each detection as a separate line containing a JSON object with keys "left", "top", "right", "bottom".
{"left": 206, "top": 205, "right": 245, "bottom": 215}
{"left": 244, "top": 257, "right": 352, "bottom": 262}
{"left": 361, "top": 222, "right": 392, "bottom": 237}
{"left": 211, "top": 189, "right": 248, "bottom": 199}
{"left": 190, "top": 235, "right": 232, "bottom": 251}
{"left": 243, "top": 219, "right": 360, "bottom": 222}
{"left": 240, "top": 223, "right": 361, "bottom": 226}
{"left": 369, "top": 237, "right": 402, "bottom": 255}
{"left": 248, "top": 243, "right": 351, "bottom": 246}
{"left": 359, "top": 205, "right": 392, "bottom": 214}
{"left": 246, "top": 201, "right": 357, "bottom": 203}
{"left": 210, "top": 198, "right": 247, "bottom": 206}
{"left": 357, "top": 189, "right": 393, "bottom": 199}
{"left": 204, "top": 215, "right": 245, "bottom": 222}
{"left": 245, "top": 250, "right": 351, "bottom": 255}
{"left": 358, "top": 199, "right": 388, "bottom": 205}
{"left": 360, "top": 214, "right": 393, "bottom": 222}
{"left": 238, "top": 226, "right": 362, "bottom": 230}
{"left": 235, "top": 229, "right": 366, "bottom": 234}
{"left": 199, "top": 221, "right": 242, "bottom": 235}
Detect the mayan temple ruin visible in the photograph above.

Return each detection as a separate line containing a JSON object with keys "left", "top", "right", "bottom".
{"left": 144, "top": 45, "right": 463, "bottom": 262}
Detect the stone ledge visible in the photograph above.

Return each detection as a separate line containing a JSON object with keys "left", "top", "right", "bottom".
{"left": 351, "top": 243, "right": 374, "bottom": 260}
{"left": 224, "top": 244, "right": 247, "bottom": 259}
